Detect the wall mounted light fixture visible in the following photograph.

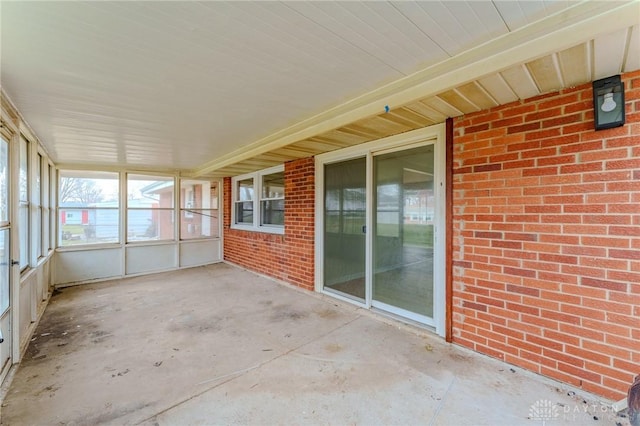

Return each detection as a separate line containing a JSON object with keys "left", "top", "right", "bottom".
{"left": 593, "top": 75, "right": 625, "bottom": 130}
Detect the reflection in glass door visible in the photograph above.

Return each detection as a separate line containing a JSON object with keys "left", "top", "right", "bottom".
{"left": 373, "top": 145, "right": 435, "bottom": 323}
{"left": 323, "top": 157, "right": 366, "bottom": 302}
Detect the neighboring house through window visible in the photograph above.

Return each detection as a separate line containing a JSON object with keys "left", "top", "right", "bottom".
{"left": 127, "top": 174, "right": 174, "bottom": 242}
{"left": 58, "top": 171, "right": 120, "bottom": 246}
{"left": 180, "top": 180, "right": 219, "bottom": 240}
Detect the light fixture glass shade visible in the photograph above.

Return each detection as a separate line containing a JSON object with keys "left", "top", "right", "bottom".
{"left": 593, "top": 75, "right": 625, "bottom": 131}
{"left": 600, "top": 93, "right": 616, "bottom": 112}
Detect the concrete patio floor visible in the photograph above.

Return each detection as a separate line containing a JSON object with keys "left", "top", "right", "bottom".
{"left": 0, "top": 263, "right": 628, "bottom": 425}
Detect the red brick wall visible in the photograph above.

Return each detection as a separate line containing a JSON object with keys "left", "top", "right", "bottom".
{"left": 223, "top": 157, "right": 315, "bottom": 290}
{"left": 452, "top": 70, "right": 640, "bottom": 400}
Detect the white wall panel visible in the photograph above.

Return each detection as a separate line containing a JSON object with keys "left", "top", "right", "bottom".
{"left": 19, "top": 273, "right": 36, "bottom": 345}
{"left": 0, "top": 311, "right": 11, "bottom": 381}
{"left": 35, "top": 267, "right": 44, "bottom": 306}
{"left": 126, "top": 244, "right": 177, "bottom": 275}
{"left": 41, "top": 261, "right": 50, "bottom": 301}
{"left": 179, "top": 240, "right": 221, "bottom": 268}
{"left": 55, "top": 248, "right": 122, "bottom": 285}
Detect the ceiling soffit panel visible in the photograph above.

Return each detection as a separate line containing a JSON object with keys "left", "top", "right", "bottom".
{"left": 625, "top": 25, "right": 640, "bottom": 72}
{"left": 2, "top": 2, "right": 639, "bottom": 177}
{"left": 558, "top": 44, "right": 592, "bottom": 87}
{"left": 216, "top": 19, "right": 640, "bottom": 178}
{"left": 526, "top": 55, "right": 564, "bottom": 93}
{"left": 194, "top": 1, "right": 639, "bottom": 177}
{"left": 455, "top": 82, "right": 499, "bottom": 111}
{"left": 593, "top": 28, "right": 631, "bottom": 79}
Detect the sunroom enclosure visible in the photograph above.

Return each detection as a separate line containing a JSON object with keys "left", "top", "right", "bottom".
{"left": 55, "top": 171, "right": 222, "bottom": 283}
{"left": 0, "top": 103, "right": 224, "bottom": 386}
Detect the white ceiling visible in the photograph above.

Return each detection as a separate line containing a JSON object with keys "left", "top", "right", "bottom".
{"left": 1, "top": 1, "right": 638, "bottom": 174}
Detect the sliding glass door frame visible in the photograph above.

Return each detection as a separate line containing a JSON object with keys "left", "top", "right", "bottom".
{"left": 315, "top": 124, "right": 446, "bottom": 336}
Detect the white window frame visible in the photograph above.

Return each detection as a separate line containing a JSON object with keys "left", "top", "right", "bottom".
{"left": 231, "top": 165, "right": 284, "bottom": 234}
{"left": 34, "top": 152, "right": 43, "bottom": 259}
{"left": 18, "top": 136, "right": 29, "bottom": 271}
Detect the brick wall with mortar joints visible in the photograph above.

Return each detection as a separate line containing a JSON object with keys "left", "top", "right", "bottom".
{"left": 223, "top": 157, "right": 315, "bottom": 290}
{"left": 452, "top": 69, "right": 640, "bottom": 400}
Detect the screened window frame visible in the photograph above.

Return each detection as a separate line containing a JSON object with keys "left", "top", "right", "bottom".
{"left": 57, "top": 170, "right": 121, "bottom": 248}
{"left": 0, "top": 133, "right": 10, "bottom": 316}
{"left": 231, "top": 165, "right": 285, "bottom": 234}
{"left": 0, "top": 134, "right": 9, "bottom": 228}
{"left": 34, "top": 152, "right": 43, "bottom": 259}
{"left": 48, "top": 163, "right": 56, "bottom": 251}
{"left": 18, "top": 136, "right": 29, "bottom": 271}
{"left": 233, "top": 176, "right": 255, "bottom": 227}
{"left": 178, "top": 179, "right": 220, "bottom": 241}
{"left": 125, "top": 173, "right": 176, "bottom": 244}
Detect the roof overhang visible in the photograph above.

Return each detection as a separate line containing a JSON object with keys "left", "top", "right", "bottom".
{"left": 191, "top": 0, "right": 640, "bottom": 178}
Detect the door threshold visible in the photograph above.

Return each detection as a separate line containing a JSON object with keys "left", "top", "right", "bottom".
{"left": 371, "top": 306, "right": 437, "bottom": 335}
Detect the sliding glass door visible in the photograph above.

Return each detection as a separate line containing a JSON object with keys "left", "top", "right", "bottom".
{"left": 317, "top": 125, "right": 445, "bottom": 333}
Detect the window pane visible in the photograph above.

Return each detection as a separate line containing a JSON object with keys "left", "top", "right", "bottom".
{"left": 59, "top": 171, "right": 119, "bottom": 206}
{"left": 35, "top": 209, "right": 42, "bottom": 257}
{"left": 262, "top": 172, "right": 284, "bottom": 199}
{"left": 128, "top": 174, "right": 174, "bottom": 208}
{"left": 235, "top": 201, "right": 253, "bottom": 224}
{"left": 180, "top": 210, "right": 219, "bottom": 239}
{"left": 19, "top": 138, "right": 28, "bottom": 202}
{"left": 237, "top": 178, "right": 253, "bottom": 201}
{"left": 261, "top": 200, "right": 284, "bottom": 226}
{"left": 50, "top": 165, "right": 56, "bottom": 250}
{"left": 59, "top": 171, "right": 119, "bottom": 247}
{"left": 127, "top": 209, "right": 174, "bottom": 242}
{"left": 59, "top": 208, "right": 119, "bottom": 246}
{"left": 180, "top": 180, "right": 217, "bottom": 209}
{"left": 0, "top": 230, "right": 8, "bottom": 314}
{"left": 19, "top": 204, "right": 28, "bottom": 268}
{"left": 34, "top": 154, "right": 41, "bottom": 205}
{"left": 19, "top": 139, "right": 29, "bottom": 268}
{"left": 180, "top": 180, "right": 219, "bottom": 240}
{"left": 42, "top": 209, "right": 50, "bottom": 254}
{"left": 0, "top": 138, "right": 8, "bottom": 223}
{"left": 31, "top": 154, "right": 42, "bottom": 258}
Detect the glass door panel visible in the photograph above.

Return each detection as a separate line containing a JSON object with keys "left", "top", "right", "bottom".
{"left": 0, "top": 135, "right": 11, "bottom": 379}
{"left": 323, "top": 158, "right": 366, "bottom": 301}
{"left": 373, "top": 145, "right": 435, "bottom": 320}
{"left": 0, "top": 135, "right": 9, "bottom": 314}
{"left": 0, "top": 230, "right": 9, "bottom": 315}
